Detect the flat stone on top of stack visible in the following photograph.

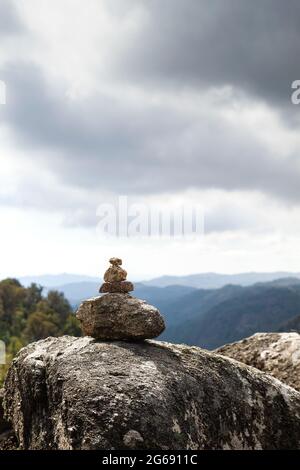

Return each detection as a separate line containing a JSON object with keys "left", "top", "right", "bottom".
{"left": 100, "top": 281, "right": 134, "bottom": 293}
{"left": 76, "top": 257, "right": 165, "bottom": 340}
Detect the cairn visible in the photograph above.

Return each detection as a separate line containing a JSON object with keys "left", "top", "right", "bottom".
{"left": 76, "top": 258, "right": 165, "bottom": 341}
{"left": 99, "top": 257, "right": 134, "bottom": 294}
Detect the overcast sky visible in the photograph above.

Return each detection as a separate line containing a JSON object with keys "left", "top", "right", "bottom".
{"left": 1, "top": 0, "right": 300, "bottom": 280}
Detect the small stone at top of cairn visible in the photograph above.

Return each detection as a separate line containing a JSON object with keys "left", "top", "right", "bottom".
{"left": 99, "top": 257, "right": 134, "bottom": 294}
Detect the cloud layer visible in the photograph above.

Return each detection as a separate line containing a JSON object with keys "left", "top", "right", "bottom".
{"left": 0, "top": 0, "right": 23, "bottom": 37}
{"left": 1, "top": 0, "right": 300, "bottom": 238}
{"left": 112, "top": 0, "right": 300, "bottom": 109}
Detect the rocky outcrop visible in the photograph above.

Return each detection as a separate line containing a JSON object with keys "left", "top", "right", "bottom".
{"left": 0, "top": 389, "right": 8, "bottom": 434}
{"left": 0, "top": 429, "right": 18, "bottom": 450}
{"left": 216, "top": 332, "right": 300, "bottom": 392}
{"left": 3, "top": 336, "right": 300, "bottom": 450}
{"left": 0, "top": 389, "right": 17, "bottom": 450}
{"left": 76, "top": 294, "right": 165, "bottom": 340}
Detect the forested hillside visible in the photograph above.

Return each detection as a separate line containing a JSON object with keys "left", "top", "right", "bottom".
{"left": 278, "top": 314, "right": 300, "bottom": 332}
{"left": 161, "top": 283, "right": 300, "bottom": 348}
{"left": 0, "top": 278, "right": 80, "bottom": 385}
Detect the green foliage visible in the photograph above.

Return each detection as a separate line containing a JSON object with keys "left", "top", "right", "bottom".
{"left": 0, "top": 279, "right": 81, "bottom": 386}
{"left": 63, "top": 314, "right": 82, "bottom": 336}
{"left": 23, "top": 311, "right": 61, "bottom": 342}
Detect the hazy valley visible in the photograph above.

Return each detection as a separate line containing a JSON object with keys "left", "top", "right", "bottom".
{"left": 23, "top": 272, "right": 300, "bottom": 350}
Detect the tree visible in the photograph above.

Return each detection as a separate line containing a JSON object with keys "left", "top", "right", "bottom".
{"left": 0, "top": 279, "right": 80, "bottom": 386}
{"left": 0, "top": 278, "right": 25, "bottom": 322}
{"left": 64, "top": 314, "right": 81, "bottom": 336}
{"left": 23, "top": 311, "right": 60, "bottom": 343}
{"left": 46, "top": 291, "right": 72, "bottom": 325}
{"left": 23, "top": 283, "right": 43, "bottom": 314}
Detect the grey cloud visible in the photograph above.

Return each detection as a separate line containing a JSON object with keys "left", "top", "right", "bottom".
{"left": 205, "top": 204, "right": 267, "bottom": 235}
{"left": 0, "top": 0, "right": 23, "bottom": 36}
{"left": 2, "top": 62, "right": 300, "bottom": 210}
{"left": 110, "top": 0, "right": 300, "bottom": 111}
{"left": 0, "top": 1, "right": 299, "bottom": 236}
{"left": 0, "top": 171, "right": 99, "bottom": 228}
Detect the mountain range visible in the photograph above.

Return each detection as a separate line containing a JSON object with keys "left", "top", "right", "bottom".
{"left": 20, "top": 271, "right": 300, "bottom": 289}
{"left": 142, "top": 271, "right": 300, "bottom": 289}
{"left": 17, "top": 272, "right": 300, "bottom": 349}
{"left": 20, "top": 273, "right": 99, "bottom": 288}
{"left": 43, "top": 281, "right": 197, "bottom": 310}
{"left": 160, "top": 278, "right": 300, "bottom": 348}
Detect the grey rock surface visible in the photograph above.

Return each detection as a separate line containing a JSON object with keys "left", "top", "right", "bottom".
{"left": 216, "top": 332, "right": 300, "bottom": 392}
{"left": 76, "top": 294, "right": 165, "bottom": 340}
{"left": 0, "top": 389, "right": 10, "bottom": 433}
{"left": 0, "top": 430, "right": 18, "bottom": 450}
{"left": 0, "top": 388, "right": 17, "bottom": 450}
{"left": 3, "top": 336, "right": 300, "bottom": 450}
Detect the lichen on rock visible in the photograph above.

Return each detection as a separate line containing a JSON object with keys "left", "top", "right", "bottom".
{"left": 0, "top": 389, "right": 17, "bottom": 450}
{"left": 216, "top": 332, "right": 300, "bottom": 392}
{"left": 3, "top": 336, "right": 300, "bottom": 450}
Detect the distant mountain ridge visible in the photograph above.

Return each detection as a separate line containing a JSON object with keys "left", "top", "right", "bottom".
{"left": 15, "top": 273, "right": 300, "bottom": 350}
{"left": 20, "top": 273, "right": 99, "bottom": 288}
{"left": 43, "top": 281, "right": 197, "bottom": 309}
{"left": 161, "top": 280, "right": 300, "bottom": 348}
{"left": 143, "top": 272, "right": 300, "bottom": 289}
{"left": 18, "top": 271, "right": 300, "bottom": 290}
{"left": 278, "top": 314, "right": 300, "bottom": 333}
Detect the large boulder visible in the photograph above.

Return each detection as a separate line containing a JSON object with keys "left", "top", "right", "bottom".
{"left": 0, "top": 429, "right": 18, "bottom": 450}
{"left": 3, "top": 336, "right": 300, "bottom": 450}
{"left": 216, "top": 332, "right": 300, "bottom": 392}
{"left": 0, "top": 389, "right": 17, "bottom": 450}
{"left": 0, "top": 389, "right": 9, "bottom": 434}
{"left": 0, "top": 388, "right": 11, "bottom": 434}
{"left": 76, "top": 294, "right": 165, "bottom": 340}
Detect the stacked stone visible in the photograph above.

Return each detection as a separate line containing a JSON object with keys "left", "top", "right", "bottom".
{"left": 76, "top": 258, "right": 165, "bottom": 341}
{"left": 99, "top": 257, "right": 134, "bottom": 293}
